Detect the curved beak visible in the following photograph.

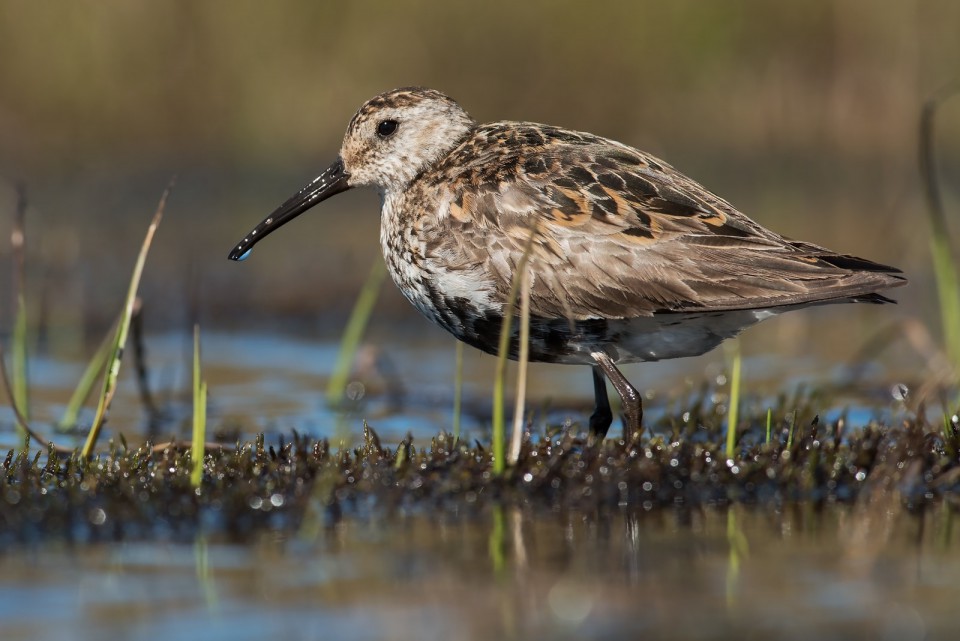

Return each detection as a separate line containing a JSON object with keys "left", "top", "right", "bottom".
{"left": 228, "top": 157, "right": 350, "bottom": 261}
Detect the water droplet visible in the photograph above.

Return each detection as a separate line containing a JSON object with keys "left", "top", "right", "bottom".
{"left": 346, "top": 381, "right": 366, "bottom": 401}
{"left": 891, "top": 383, "right": 909, "bottom": 401}
{"left": 236, "top": 248, "right": 252, "bottom": 261}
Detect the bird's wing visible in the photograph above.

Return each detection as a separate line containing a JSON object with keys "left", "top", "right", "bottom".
{"left": 425, "top": 123, "right": 905, "bottom": 319}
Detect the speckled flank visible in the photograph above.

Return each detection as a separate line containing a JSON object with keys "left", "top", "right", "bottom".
{"left": 234, "top": 86, "right": 907, "bottom": 437}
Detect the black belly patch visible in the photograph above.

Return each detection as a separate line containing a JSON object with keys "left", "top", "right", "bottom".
{"left": 449, "top": 306, "right": 612, "bottom": 363}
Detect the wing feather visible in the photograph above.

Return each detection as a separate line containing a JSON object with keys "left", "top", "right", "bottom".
{"left": 419, "top": 122, "right": 905, "bottom": 319}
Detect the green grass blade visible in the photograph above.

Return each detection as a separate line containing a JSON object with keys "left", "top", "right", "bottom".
{"left": 56, "top": 320, "right": 118, "bottom": 431}
{"left": 920, "top": 81, "right": 960, "bottom": 374}
{"left": 765, "top": 408, "right": 772, "bottom": 445}
{"left": 0, "top": 342, "right": 50, "bottom": 450}
{"left": 508, "top": 265, "right": 531, "bottom": 466}
{"left": 491, "top": 320, "right": 511, "bottom": 475}
{"left": 326, "top": 259, "right": 386, "bottom": 407}
{"left": 11, "top": 184, "right": 29, "bottom": 434}
{"left": 452, "top": 340, "right": 463, "bottom": 443}
{"left": 724, "top": 347, "right": 742, "bottom": 459}
{"left": 191, "top": 324, "right": 207, "bottom": 488}
{"left": 930, "top": 231, "right": 960, "bottom": 369}
{"left": 130, "top": 300, "right": 161, "bottom": 422}
{"left": 80, "top": 183, "right": 170, "bottom": 458}
{"left": 492, "top": 228, "right": 537, "bottom": 475}
{"left": 394, "top": 433, "right": 411, "bottom": 470}
{"left": 12, "top": 293, "right": 28, "bottom": 428}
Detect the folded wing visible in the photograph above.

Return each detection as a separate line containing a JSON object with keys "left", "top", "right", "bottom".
{"left": 426, "top": 123, "right": 906, "bottom": 320}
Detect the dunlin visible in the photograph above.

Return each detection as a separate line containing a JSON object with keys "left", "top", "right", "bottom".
{"left": 229, "top": 87, "right": 906, "bottom": 439}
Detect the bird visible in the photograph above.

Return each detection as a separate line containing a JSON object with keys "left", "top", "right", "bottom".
{"left": 228, "top": 87, "right": 906, "bottom": 441}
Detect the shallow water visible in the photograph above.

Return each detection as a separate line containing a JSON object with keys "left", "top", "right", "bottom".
{"left": 1, "top": 505, "right": 954, "bottom": 641}
{"left": 0, "top": 324, "right": 938, "bottom": 641}
{"left": 0, "top": 328, "right": 911, "bottom": 452}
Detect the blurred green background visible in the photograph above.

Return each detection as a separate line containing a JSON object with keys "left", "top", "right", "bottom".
{"left": 0, "top": 0, "right": 957, "bottom": 351}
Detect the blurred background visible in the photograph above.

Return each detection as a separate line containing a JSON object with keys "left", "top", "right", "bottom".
{"left": 3, "top": 5, "right": 960, "bottom": 634}
{"left": 0, "top": 0, "right": 958, "bottom": 402}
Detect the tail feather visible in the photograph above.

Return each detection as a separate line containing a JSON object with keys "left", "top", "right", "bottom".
{"left": 851, "top": 292, "right": 898, "bottom": 305}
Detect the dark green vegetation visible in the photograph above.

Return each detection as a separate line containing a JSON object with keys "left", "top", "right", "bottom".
{"left": 2, "top": 401, "right": 959, "bottom": 548}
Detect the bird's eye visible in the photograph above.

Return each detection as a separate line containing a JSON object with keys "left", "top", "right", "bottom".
{"left": 376, "top": 119, "right": 399, "bottom": 138}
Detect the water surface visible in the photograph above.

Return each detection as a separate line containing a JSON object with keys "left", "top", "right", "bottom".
{"left": 1, "top": 327, "right": 911, "bottom": 451}
{"left": 0, "top": 505, "right": 951, "bottom": 641}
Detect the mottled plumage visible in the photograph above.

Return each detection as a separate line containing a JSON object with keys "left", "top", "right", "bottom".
{"left": 229, "top": 87, "right": 906, "bottom": 439}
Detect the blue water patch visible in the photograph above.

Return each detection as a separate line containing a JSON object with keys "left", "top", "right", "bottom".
{"left": 0, "top": 330, "right": 916, "bottom": 449}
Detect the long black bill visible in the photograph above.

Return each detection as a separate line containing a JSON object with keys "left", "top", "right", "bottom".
{"left": 228, "top": 157, "right": 350, "bottom": 261}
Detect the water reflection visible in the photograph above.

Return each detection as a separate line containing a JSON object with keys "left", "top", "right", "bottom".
{"left": 0, "top": 505, "right": 951, "bottom": 640}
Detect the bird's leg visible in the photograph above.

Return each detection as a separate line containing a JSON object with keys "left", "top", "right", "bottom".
{"left": 588, "top": 365, "right": 613, "bottom": 440}
{"left": 590, "top": 351, "right": 643, "bottom": 441}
